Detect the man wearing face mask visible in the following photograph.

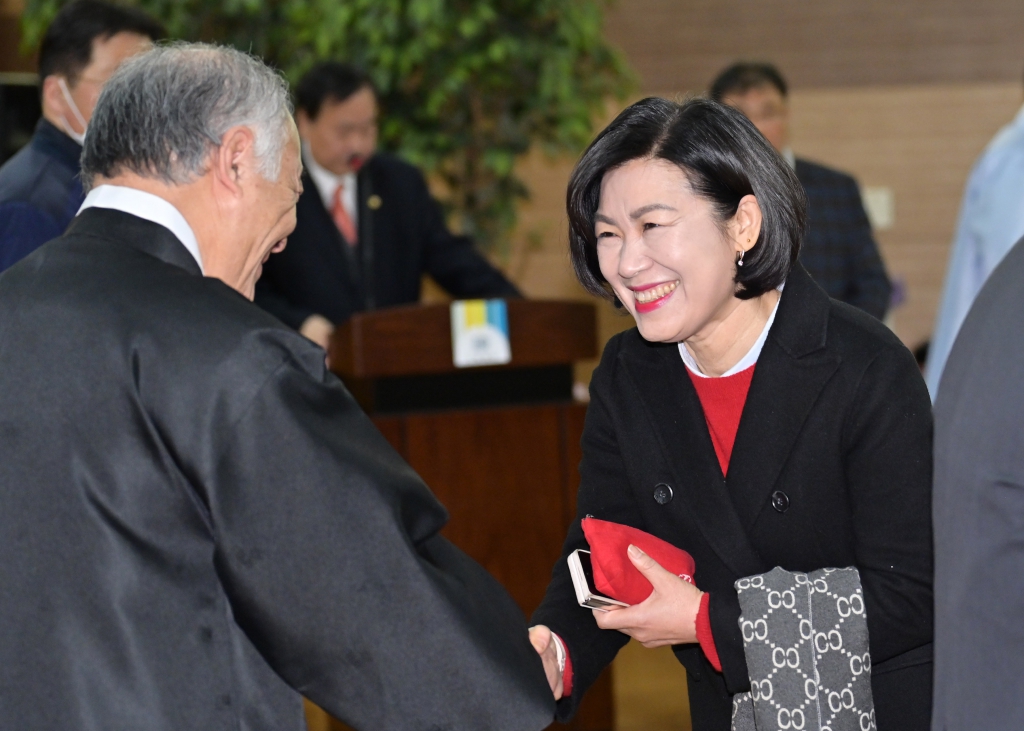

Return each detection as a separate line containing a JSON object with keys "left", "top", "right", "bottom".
{"left": 255, "top": 62, "right": 521, "bottom": 349}
{"left": 0, "top": 0, "right": 163, "bottom": 274}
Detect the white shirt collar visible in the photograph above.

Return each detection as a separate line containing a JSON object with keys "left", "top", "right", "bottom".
{"left": 78, "top": 185, "right": 204, "bottom": 273}
{"left": 679, "top": 284, "right": 784, "bottom": 378}
{"left": 782, "top": 147, "right": 796, "bottom": 169}
{"left": 302, "top": 142, "right": 358, "bottom": 223}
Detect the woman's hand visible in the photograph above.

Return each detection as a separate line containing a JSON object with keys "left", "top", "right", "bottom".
{"left": 594, "top": 545, "right": 703, "bottom": 647}
{"left": 528, "top": 625, "right": 564, "bottom": 700}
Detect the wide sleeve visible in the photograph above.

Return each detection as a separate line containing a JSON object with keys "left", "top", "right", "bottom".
{"left": 201, "top": 349, "right": 554, "bottom": 731}
{"left": 530, "top": 349, "right": 639, "bottom": 722}
{"left": 841, "top": 343, "right": 934, "bottom": 664}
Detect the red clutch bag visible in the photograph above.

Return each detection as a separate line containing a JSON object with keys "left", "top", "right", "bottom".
{"left": 582, "top": 517, "right": 696, "bottom": 605}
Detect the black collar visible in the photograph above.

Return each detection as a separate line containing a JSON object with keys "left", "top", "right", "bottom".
{"left": 31, "top": 118, "right": 83, "bottom": 173}
{"left": 66, "top": 207, "right": 203, "bottom": 277}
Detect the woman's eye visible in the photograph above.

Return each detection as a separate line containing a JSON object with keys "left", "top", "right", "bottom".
{"left": 643, "top": 222, "right": 660, "bottom": 231}
{"left": 596, "top": 230, "right": 618, "bottom": 239}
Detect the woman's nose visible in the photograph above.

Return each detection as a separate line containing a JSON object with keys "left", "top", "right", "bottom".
{"left": 617, "top": 232, "right": 650, "bottom": 278}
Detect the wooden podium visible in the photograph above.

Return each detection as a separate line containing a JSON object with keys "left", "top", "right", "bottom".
{"left": 305, "top": 300, "right": 614, "bottom": 731}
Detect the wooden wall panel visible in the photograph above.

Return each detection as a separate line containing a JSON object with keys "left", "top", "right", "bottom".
{"left": 604, "top": 0, "right": 1024, "bottom": 93}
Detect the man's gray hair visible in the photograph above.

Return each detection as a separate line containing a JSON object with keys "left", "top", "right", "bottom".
{"left": 81, "top": 42, "right": 292, "bottom": 190}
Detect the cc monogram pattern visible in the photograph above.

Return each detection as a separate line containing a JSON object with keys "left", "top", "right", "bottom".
{"left": 730, "top": 567, "right": 875, "bottom": 731}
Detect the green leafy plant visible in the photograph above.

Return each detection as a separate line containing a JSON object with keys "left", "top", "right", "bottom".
{"left": 23, "top": 0, "right": 634, "bottom": 256}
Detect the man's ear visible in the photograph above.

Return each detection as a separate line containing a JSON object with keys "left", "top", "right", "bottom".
{"left": 212, "top": 125, "right": 256, "bottom": 197}
{"left": 40, "top": 76, "right": 66, "bottom": 119}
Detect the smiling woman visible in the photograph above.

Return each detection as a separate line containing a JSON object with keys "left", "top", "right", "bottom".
{"left": 529, "top": 98, "right": 934, "bottom": 731}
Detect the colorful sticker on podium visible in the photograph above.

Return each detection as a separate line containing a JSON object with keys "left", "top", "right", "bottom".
{"left": 450, "top": 299, "right": 511, "bottom": 368}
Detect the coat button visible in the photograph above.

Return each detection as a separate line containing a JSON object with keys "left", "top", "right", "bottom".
{"left": 771, "top": 490, "right": 790, "bottom": 513}
{"left": 653, "top": 483, "right": 673, "bottom": 505}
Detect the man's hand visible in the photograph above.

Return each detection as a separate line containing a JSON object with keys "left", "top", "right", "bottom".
{"left": 528, "top": 625, "right": 564, "bottom": 700}
{"left": 299, "top": 314, "right": 335, "bottom": 361}
{"left": 593, "top": 545, "right": 703, "bottom": 647}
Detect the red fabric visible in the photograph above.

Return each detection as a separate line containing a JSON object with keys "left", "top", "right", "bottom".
{"left": 686, "top": 364, "right": 756, "bottom": 476}
{"left": 581, "top": 517, "right": 695, "bottom": 605}
{"left": 554, "top": 633, "right": 574, "bottom": 696}
{"left": 695, "top": 591, "right": 722, "bottom": 672}
{"left": 330, "top": 183, "right": 358, "bottom": 245}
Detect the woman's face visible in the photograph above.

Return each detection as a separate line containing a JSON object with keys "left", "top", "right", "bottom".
{"left": 595, "top": 158, "right": 748, "bottom": 343}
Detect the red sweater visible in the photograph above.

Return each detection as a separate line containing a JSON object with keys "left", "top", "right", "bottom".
{"left": 688, "top": 364, "right": 756, "bottom": 671}
{"left": 560, "top": 364, "right": 755, "bottom": 691}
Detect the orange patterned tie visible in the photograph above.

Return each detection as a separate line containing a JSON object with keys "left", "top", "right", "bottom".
{"left": 330, "top": 183, "right": 357, "bottom": 246}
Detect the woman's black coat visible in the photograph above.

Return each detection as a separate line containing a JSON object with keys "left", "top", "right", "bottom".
{"left": 532, "top": 265, "right": 934, "bottom": 730}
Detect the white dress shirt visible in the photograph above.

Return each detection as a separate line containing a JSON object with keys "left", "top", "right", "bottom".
{"left": 303, "top": 143, "right": 358, "bottom": 226}
{"left": 78, "top": 185, "right": 204, "bottom": 273}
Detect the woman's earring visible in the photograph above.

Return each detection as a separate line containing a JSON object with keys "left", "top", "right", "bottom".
{"left": 737, "top": 238, "right": 751, "bottom": 267}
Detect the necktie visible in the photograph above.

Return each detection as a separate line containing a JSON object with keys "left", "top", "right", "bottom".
{"left": 331, "top": 183, "right": 358, "bottom": 246}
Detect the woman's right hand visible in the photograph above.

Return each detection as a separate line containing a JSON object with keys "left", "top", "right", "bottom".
{"left": 528, "top": 625, "right": 564, "bottom": 700}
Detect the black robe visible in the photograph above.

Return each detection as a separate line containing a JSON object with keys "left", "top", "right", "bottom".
{"left": 0, "top": 208, "right": 554, "bottom": 731}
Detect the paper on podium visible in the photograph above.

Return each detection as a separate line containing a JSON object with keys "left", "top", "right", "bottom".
{"left": 450, "top": 299, "right": 511, "bottom": 368}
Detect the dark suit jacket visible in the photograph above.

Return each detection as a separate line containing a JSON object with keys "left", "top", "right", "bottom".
{"left": 532, "top": 265, "right": 933, "bottom": 731}
{"left": 0, "top": 119, "right": 84, "bottom": 273}
{"left": 255, "top": 152, "right": 521, "bottom": 328}
{"left": 0, "top": 208, "right": 553, "bottom": 731}
{"left": 796, "top": 158, "right": 892, "bottom": 320}
{"left": 932, "top": 236, "right": 1024, "bottom": 731}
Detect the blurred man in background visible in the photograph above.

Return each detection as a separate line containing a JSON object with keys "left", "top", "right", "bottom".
{"left": 255, "top": 62, "right": 521, "bottom": 350}
{"left": 0, "top": 0, "right": 163, "bottom": 273}
{"left": 711, "top": 62, "right": 892, "bottom": 320}
{"left": 924, "top": 81, "right": 1024, "bottom": 399}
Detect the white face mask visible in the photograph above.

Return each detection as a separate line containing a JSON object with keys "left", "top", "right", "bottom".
{"left": 57, "top": 77, "right": 88, "bottom": 145}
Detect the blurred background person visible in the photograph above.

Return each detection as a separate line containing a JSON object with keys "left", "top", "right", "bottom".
{"left": 924, "top": 74, "right": 1024, "bottom": 399}
{"left": 255, "top": 62, "right": 521, "bottom": 350}
{"left": 0, "top": 0, "right": 163, "bottom": 273}
{"left": 932, "top": 235, "right": 1024, "bottom": 731}
{"left": 710, "top": 62, "right": 893, "bottom": 320}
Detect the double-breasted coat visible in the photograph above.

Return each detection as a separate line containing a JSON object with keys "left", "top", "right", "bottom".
{"left": 532, "top": 264, "right": 933, "bottom": 730}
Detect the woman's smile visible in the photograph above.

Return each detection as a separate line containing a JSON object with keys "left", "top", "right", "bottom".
{"left": 631, "top": 280, "right": 679, "bottom": 312}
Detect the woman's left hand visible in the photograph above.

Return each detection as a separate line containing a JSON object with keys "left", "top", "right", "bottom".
{"left": 594, "top": 544, "right": 704, "bottom": 647}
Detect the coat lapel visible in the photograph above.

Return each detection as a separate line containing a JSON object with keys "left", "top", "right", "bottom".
{"left": 727, "top": 265, "right": 841, "bottom": 529}
{"left": 622, "top": 341, "right": 767, "bottom": 578}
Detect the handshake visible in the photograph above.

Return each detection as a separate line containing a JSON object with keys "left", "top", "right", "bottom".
{"left": 528, "top": 543, "right": 704, "bottom": 701}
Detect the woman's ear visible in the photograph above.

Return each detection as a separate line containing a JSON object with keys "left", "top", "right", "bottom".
{"left": 732, "top": 194, "right": 763, "bottom": 254}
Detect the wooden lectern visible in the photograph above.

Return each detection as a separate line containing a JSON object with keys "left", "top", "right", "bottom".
{"left": 304, "top": 300, "right": 613, "bottom": 731}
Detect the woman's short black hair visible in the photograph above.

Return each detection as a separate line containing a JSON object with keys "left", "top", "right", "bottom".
{"left": 567, "top": 97, "right": 806, "bottom": 300}
{"left": 295, "top": 62, "right": 376, "bottom": 120}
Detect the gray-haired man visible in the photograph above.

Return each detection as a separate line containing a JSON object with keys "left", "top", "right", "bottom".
{"left": 0, "top": 43, "right": 553, "bottom": 731}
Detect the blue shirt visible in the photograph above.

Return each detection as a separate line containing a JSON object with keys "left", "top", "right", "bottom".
{"left": 925, "top": 105, "right": 1024, "bottom": 399}
{"left": 0, "top": 118, "right": 84, "bottom": 274}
